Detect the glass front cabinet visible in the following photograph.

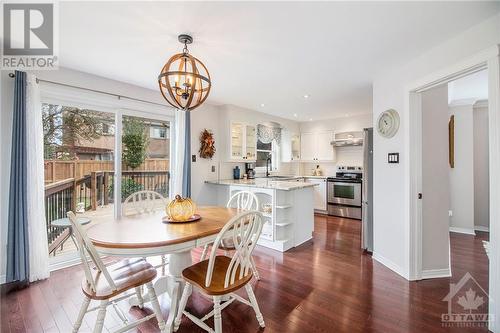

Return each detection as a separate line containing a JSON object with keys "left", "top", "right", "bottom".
{"left": 230, "top": 122, "right": 256, "bottom": 161}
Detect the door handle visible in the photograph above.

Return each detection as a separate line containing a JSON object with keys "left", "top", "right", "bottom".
{"left": 418, "top": 193, "right": 423, "bottom": 199}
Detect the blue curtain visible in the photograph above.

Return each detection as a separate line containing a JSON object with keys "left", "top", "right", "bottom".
{"left": 6, "top": 70, "right": 30, "bottom": 284}
{"left": 182, "top": 110, "right": 191, "bottom": 197}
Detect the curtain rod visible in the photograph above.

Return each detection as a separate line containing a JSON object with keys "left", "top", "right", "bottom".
{"left": 8, "top": 72, "right": 169, "bottom": 108}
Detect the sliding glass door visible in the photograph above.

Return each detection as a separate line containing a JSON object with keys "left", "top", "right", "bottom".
{"left": 41, "top": 87, "right": 174, "bottom": 269}
{"left": 120, "top": 115, "right": 171, "bottom": 215}
{"left": 42, "top": 103, "right": 116, "bottom": 263}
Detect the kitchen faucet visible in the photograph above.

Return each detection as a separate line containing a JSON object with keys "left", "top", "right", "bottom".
{"left": 266, "top": 156, "right": 272, "bottom": 177}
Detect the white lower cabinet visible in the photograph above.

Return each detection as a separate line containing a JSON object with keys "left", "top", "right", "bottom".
{"left": 305, "top": 178, "right": 327, "bottom": 211}
{"left": 218, "top": 185, "right": 314, "bottom": 252}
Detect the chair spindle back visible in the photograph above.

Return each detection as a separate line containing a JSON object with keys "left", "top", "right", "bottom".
{"left": 205, "top": 211, "right": 263, "bottom": 288}
{"left": 67, "top": 211, "right": 117, "bottom": 292}
{"left": 122, "top": 190, "right": 167, "bottom": 216}
{"left": 226, "top": 191, "right": 259, "bottom": 211}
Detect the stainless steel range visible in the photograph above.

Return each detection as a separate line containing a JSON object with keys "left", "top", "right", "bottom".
{"left": 327, "top": 166, "right": 363, "bottom": 220}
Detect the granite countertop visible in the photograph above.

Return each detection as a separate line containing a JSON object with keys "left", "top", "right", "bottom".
{"left": 205, "top": 178, "right": 319, "bottom": 191}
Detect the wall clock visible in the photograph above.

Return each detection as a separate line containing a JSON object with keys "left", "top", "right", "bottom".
{"left": 377, "top": 109, "right": 400, "bottom": 138}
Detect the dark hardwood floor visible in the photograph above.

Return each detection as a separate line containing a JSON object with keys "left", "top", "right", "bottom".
{"left": 1, "top": 215, "right": 489, "bottom": 333}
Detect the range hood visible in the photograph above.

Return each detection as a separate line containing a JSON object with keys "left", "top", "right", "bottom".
{"left": 330, "top": 131, "right": 364, "bottom": 147}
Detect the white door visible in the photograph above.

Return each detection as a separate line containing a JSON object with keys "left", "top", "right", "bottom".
{"left": 420, "top": 84, "right": 450, "bottom": 273}
{"left": 300, "top": 133, "right": 315, "bottom": 161}
{"left": 316, "top": 131, "right": 334, "bottom": 161}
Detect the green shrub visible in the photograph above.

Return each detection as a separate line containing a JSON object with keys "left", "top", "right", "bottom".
{"left": 122, "top": 118, "right": 149, "bottom": 169}
{"left": 108, "top": 178, "right": 144, "bottom": 201}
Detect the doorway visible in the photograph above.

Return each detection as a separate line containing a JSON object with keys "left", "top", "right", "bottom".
{"left": 407, "top": 47, "right": 500, "bottom": 331}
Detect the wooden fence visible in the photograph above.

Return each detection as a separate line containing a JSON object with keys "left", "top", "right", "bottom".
{"left": 44, "top": 158, "right": 169, "bottom": 183}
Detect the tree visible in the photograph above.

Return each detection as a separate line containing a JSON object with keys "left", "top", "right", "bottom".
{"left": 42, "top": 104, "right": 108, "bottom": 159}
{"left": 122, "top": 117, "right": 149, "bottom": 169}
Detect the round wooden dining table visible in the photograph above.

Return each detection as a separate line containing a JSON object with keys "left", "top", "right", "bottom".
{"left": 86, "top": 206, "right": 240, "bottom": 333}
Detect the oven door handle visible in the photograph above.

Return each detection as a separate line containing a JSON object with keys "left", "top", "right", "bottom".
{"left": 332, "top": 181, "right": 361, "bottom": 187}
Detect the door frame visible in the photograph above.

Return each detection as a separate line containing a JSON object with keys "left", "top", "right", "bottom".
{"left": 406, "top": 44, "right": 500, "bottom": 330}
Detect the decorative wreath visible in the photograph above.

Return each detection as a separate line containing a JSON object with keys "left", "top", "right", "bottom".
{"left": 199, "top": 129, "right": 216, "bottom": 159}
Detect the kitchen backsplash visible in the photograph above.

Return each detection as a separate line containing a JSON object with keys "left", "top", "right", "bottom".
{"left": 217, "top": 145, "right": 362, "bottom": 179}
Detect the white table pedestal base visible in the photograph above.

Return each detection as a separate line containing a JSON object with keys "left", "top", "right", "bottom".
{"left": 129, "top": 251, "right": 193, "bottom": 333}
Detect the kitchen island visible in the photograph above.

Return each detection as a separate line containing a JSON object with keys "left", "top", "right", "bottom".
{"left": 205, "top": 179, "right": 317, "bottom": 252}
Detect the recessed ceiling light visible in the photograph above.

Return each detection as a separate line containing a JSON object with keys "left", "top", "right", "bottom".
{"left": 293, "top": 113, "right": 298, "bottom": 118}
{"left": 303, "top": 94, "right": 310, "bottom": 99}
{"left": 345, "top": 113, "right": 349, "bottom": 117}
{"left": 260, "top": 103, "right": 265, "bottom": 107}
{"left": 309, "top": 118, "right": 313, "bottom": 121}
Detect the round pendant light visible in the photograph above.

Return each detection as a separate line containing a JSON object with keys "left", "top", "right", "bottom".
{"left": 158, "top": 34, "right": 211, "bottom": 111}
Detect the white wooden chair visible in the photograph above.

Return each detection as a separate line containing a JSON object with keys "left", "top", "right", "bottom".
{"left": 123, "top": 190, "right": 168, "bottom": 274}
{"left": 67, "top": 211, "right": 166, "bottom": 333}
{"left": 174, "top": 210, "right": 265, "bottom": 333}
{"left": 200, "top": 191, "right": 261, "bottom": 280}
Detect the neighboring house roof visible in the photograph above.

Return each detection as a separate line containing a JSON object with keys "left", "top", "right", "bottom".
{"left": 56, "top": 145, "right": 113, "bottom": 154}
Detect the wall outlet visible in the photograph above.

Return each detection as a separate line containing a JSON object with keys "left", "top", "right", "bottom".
{"left": 211, "top": 165, "right": 216, "bottom": 172}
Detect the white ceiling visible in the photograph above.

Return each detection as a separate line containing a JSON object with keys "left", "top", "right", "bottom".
{"left": 58, "top": 1, "right": 500, "bottom": 121}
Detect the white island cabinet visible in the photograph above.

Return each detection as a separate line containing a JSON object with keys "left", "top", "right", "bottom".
{"left": 206, "top": 179, "right": 315, "bottom": 252}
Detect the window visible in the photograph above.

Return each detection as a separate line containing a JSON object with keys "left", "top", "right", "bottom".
{"left": 150, "top": 125, "right": 169, "bottom": 139}
{"left": 100, "top": 122, "right": 115, "bottom": 135}
{"left": 256, "top": 139, "right": 279, "bottom": 172}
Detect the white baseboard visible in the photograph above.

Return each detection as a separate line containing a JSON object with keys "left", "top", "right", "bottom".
{"left": 475, "top": 226, "right": 490, "bottom": 232}
{"left": 49, "top": 256, "right": 82, "bottom": 272}
{"left": 449, "top": 227, "right": 476, "bottom": 235}
{"left": 372, "top": 252, "right": 409, "bottom": 280}
{"left": 421, "top": 268, "right": 452, "bottom": 279}
{"left": 0, "top": 274, "right": 5, "bottom": 284}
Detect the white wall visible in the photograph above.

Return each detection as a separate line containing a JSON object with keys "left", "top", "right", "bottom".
{"left": 449, "top": 104, "right": 475, "bottom": 234}
{"left": 190, "top": 104, "right": 221, "bottom": 206}
{"left": 372, "top": 12, "right": 500, "bottom": 278}
{"left": 473, "top": 102, "right": 490, "bottom": 231}
{"left": 299, "top": 113, "right": 372, "bottom": 176}
{"left": 421, "top": 84, "right": 451, "bottom": 273}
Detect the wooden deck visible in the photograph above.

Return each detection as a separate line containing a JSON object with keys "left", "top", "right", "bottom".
{"left": 2, "top": 214, "right": 490, "bottom": 333}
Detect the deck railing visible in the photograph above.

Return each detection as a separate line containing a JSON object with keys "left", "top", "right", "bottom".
{"left": 45, "top": 170, "right": 170, "bottom": 255}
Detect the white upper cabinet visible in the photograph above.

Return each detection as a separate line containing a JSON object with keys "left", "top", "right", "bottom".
{"left": 316, "top": 131, "right": 335, "bottom": 161}
{"left": 300, "top": 132, "right": 315, "bottom": 161}
{"left": 230, "top": 122, "right": 256, "bottom": 161}
{"left": 245, "top": 124, "right": 256, "bottom": 160}
{"left": 281, "top": 129, "right": 301, "bottom": 162}
{"left": 291, "top": 134, "right": 300, "bottom": 160}
{"left": 300, "top": 131, "right": 335, "bottom": 162}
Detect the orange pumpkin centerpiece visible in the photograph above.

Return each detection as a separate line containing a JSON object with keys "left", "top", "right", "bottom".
{"left": 166, "top": 195, "right": 196, "bottom": 222}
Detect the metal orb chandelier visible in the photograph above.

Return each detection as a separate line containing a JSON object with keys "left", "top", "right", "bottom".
{"left": 158, "top": 34, "right": 211, "bottom": 111}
